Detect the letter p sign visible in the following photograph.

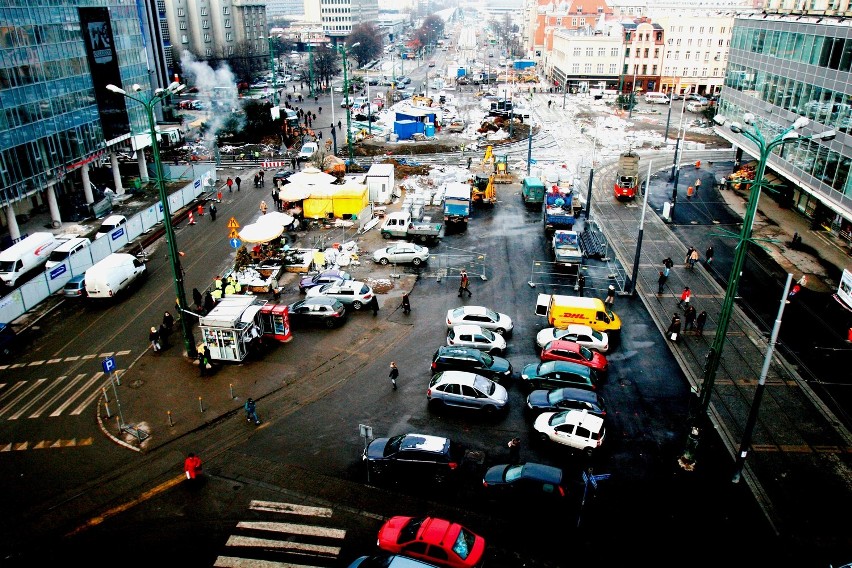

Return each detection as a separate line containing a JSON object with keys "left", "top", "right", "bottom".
{"left": 102, "top": 356, "right": 116, "bottom": 374}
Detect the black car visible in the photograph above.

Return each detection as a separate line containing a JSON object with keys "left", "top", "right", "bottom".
{"left": 525, "top": 387, "right": 607, "bottom": 418}
{"left": 430, "top": 346, "right": 513, "bottom": 383}
{"left": 362, "top": 433, "right": 465, "bottom": 484}
{"left": 482, "top": 462, "right": 567, "bottom": 500}
{"left": 273, "top": 169, "right": 295, "bottom": 186}
{"left": 287, "top": 297, "right": 347, "bottom": 328}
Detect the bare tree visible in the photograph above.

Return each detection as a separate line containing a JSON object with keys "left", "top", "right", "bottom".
{"left": 312, "top": 44, "right": 341, "bottom": 91}
{"left": 348, "top": 23, "right": 383, "bottom": 68}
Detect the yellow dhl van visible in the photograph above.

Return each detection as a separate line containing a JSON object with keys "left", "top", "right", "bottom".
{"left": 535, "top": 294, "right": 621, "bottom": 334}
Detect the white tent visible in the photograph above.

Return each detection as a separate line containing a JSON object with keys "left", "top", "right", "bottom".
{"left": 287, "top": 167, "right": 336, "bottom": 186}
{"left": 277, "top": 183, "right": 314, "bottom": 202}
{"left": 239, "top": 222, "right": 284, "bottom": 243}
{"left": 256, "top": 211, "right": 295, "bottom": 227}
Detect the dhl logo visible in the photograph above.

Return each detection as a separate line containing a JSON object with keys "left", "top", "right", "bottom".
{"left": 555, "top": 312, "right": 587, "bottom": 320}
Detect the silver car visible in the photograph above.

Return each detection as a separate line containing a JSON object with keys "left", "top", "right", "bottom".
{"left": 427, "top": 370, "right": 508, "bottom": 414}
{"left": 446, "top": 324, "right": 507, "bottom": 354}
{"left": 372, "top": 243, "right": 430, "bottom": 266}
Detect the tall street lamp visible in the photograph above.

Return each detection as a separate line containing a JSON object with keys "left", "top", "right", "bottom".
{"left": 308, "top": 42, "right": 315, "bottom": 98}
{"left": 678, "top": 112, "right": 835, "bottom": 469}
{"left": 106, "top": 82, "right": 196, "bottom": 359}
{"left": 268, "top": 35, "right": 281, "bottom": 107}
{"left": 338, "top": 42, "right": 360, "bottom": 167}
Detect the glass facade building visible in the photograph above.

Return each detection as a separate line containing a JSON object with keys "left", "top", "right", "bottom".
{"left": 718, "top": 12, "right": 852, "bottom": 236}
{"left": 0, "top": 1, "right": 148, "bottom": 217}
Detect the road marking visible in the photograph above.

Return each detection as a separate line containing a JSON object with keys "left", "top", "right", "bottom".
{"left": 27, "top": 360, "right": 45, "bottom": 366}
{"left": 249, "top": 501, "right": 333, "bottom": 517}
{"left": 234, "top": 521, "right": 346, "bottom": 539}
{"left": 71, "top": 372, "right": 112, "bottom": 415}
{"left": 11, "top": 375, "right": 71, "bottom": 420}
{"left": 51, "top": 372, "right": 104, "bottom": 417}
{"left": 214, "top": 557, "right": 321, "bottom": 568}
{"left": 63, "top": 356, "right": 80, "bottom": 361}
{"left": 0, "top": 379, "right": 46, "bottom": 419}
{"left": 225, "top": 535, "right": 340, "bottom": 556}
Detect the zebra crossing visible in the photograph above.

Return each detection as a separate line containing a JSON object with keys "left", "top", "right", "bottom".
{"left": 214, "top": 501, "right": 347, "bottom": 568}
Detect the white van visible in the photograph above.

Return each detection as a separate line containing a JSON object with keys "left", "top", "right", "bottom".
{"left": 84, "top": 253, "right": 146, "bottom": 298}
{"left": 95, "top": 215, "right": 127, "bottom": 240}
{"left": 0, "top": 232, "right": 62, "bottom": 287}
{"left": 644, "top": 92, "right": 670, "bottom": 104}
{"left": 45, "top": 237, "right": 92, "bottom": 270}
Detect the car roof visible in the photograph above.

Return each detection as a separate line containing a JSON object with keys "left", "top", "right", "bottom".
{"left": 549, "top": 387, "right": 600, "bottom": 404}
{"left": 451, "top": 324, "right": 489, "bottom": 334}
{"left": 520, "top": 462, "right": 563, "bottom": 483}
{"left": 433, "top": 370, "right": 484, "bottom": 385}
{"left": 539, "top": 360, "right": 592, "bottom": 374}
{"left": 552, "top": 409, "right": 605, "bottom": 430}
{"left": 436, "top": 345, "right": 482, "bottom": 357}
{"left": 565, "top": 324, "right": 595, "bottom": 334}
{"left": 544, "top": 339, "right": 583, "bottom": 352}
{"left": 65, "top": 274, "right": 86, "bottom": 284}
{"left": 455, "top": 305, "right": 490, "bottom": 316}
{"left": 294, "top": 296, "right": 338, "bottom": 306}
{"left": 400, "top": 433, "right": 450, "bottom": 453}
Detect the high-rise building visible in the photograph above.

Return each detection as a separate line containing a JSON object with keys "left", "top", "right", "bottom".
{"left": 304, "top": 0, "right": 379, "bottom": 40}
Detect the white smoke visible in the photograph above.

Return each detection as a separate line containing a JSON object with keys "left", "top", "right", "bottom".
{"left": 179, "top": 51, "right": 244, "bottom": 148}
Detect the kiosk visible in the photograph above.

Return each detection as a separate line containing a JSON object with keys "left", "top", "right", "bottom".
{"left": 199, "top": 296, "right": 267, "bottom": 362}
{"left": 259, "top": 303, "right": 293, "bottom": 343}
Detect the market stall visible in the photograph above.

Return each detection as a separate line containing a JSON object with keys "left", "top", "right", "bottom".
{"left": 332, "top": 182, "right": 370, "bottom": 219}
{"left": 303, "top": 186, "right": 335, "bottom": 219}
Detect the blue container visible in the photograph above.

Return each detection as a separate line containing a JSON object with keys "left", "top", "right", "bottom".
{"left": 424, "top": 123, "right": 435, "bottom": 136}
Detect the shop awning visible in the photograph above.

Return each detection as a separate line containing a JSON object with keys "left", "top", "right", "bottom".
{"left": 239, "top": 222, "right": 284, "bottom": 243}
{"left": 256, "top": 211, "right": 295, "bottom": 227}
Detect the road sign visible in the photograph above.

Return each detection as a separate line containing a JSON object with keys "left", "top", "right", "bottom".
{"left": 227, "top": 217, "right": 240, "bottom": 229}
{"left": 102, "top": 356, "right": 116, "bottom": 374}
{"left": 230, "top": 238, "right": 241, "bottom": 249}
{"left": 229, "top": 229, "right": 240, "bottom": 239}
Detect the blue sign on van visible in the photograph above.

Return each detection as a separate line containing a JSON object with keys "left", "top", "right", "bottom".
{"left": 49, "top": 264, "right": 67, "bottom": 280}
{"left": 111, "top": 227, "right": 125, "bottom": 241}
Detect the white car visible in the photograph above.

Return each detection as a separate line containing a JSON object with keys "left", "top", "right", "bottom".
{"left": 535, "top": 324, "right": 609, "bottom": 353}
{"left": 446, "top": 305, "right": 513, "bottom": 335}
{"left": 446, "top": 324, "right": 506, "bottom": 354}
{"left": 95, "top": 214, "right": 127, "bottom": 240}
{"left": 298, "top": 142, "right": 318, "bottom": 161}
{"left": 533, "top": 410, "right": 606, "bottom": 457}
{"left": 372, "top": 243, "right": 430, "bottom": 266}
{"left": 305, "top": 280, "right": 374, "bottom": 310}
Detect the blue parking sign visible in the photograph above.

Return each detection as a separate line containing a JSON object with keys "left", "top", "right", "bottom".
{"left": 102, "top": 356, "right": 116, "bottom": 374}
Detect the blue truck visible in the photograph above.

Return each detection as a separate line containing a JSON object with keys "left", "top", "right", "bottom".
{"left": 443, "top": 182, "right": 472, "bottom": 232}
{"left": 543, "top": 184, "right": 576, "bottom": 233}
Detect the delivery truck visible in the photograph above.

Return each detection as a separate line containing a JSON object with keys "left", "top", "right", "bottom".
{"left": 85, "top": 253, "right": 147, "bottom": 299}
{"left": 0, "top": 232, "right": 63, "bottom": 288}
{"left": 535, "top": 294, "right": 621, "bottom": 335}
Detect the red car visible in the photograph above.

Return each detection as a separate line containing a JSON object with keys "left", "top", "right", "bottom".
{"left": 377, "top": 516, "right": 486, "bottom": 568}
{"left": 540, "top": 339, "right": 609, "bottom": 373}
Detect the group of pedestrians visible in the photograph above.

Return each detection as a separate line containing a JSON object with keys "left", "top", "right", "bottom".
{"left": 660, "top": 249, "right": 710, "bottom": 343}
{"left": 149, "top": 310, "right": 175, "bottom": 353}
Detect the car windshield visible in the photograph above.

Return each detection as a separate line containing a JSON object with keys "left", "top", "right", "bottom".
{"left": 591, "top": 329, "right": 604, "bottom": 341}
{"left": 473, "top": 375, "right": 494, "bottom": 395}
{"left": 549, "top": 412, "right": 570, "bottom": 426}
{"left": 48, "top": 250, "right": 69, "bottom": 262}
{"left": 0, "top": 261, "right": 16, "bottom": 272}
{"left": 480, "top": 328, "right": 496, "bottom": 340}
{"left": 480, "top": 352, "right": 493, "bottom": 365}
{"left": 385, "top": 434, "right": 405, "bottom": 456}
{"left": 399, "top": 517, "right": 425, "bottom": 543}
{"left": 484, "top": 308, "right": 499, "bottom": 321}
{"left": 452, "top": 527, "right": 477, "bottom": 560}
{"left": 504, "top": 464, "right": 524, "bottom": 482}
{"left": 580, "top": 345, "right": 594, "bottom": 360}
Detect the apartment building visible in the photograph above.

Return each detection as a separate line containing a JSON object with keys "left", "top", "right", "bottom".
{"left": 548, "top": 26, "right": 623, "bottom": 91}
{"left": 304, "top": 0, "right": 379, "bottom": 39}
{"left": 524, "top": 0, "right": 613, "bottom": 60}
{"left": 620, "top": 17, "right": 664, "bottom": 94}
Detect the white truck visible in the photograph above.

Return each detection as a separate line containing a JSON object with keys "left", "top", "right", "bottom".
{"left": 379, "top": 211, "right": 444, "bottom": 244}
{"left": 84, "top": 253, "right": 147, "bottom": 299}
{"left": 551, "top": 230, "right": 583, "bottom": 274}
{"left": 0, "top": 232, "right": 63, "bottom": 288}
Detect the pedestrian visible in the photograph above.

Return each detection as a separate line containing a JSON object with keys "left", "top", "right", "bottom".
{"left": 318, "top": 130, "right": 323, "bottom": 140}
{"left": 260, "top": 200, "right": 268, "bottom": 215}
{"left": 184, "top": 452, "right": 202, "bottom": 480}
{"left": 235, "top": 176, "right": 242, "bottom": 191}
{"left": 226, "top": 177, "right": 233, "bottom": 192}
{"left": 604, "top": 285, "right": 615, "bottom": 309}
{"left": 271, "top": 188, "right": 279, "bottom": 211}
{"left": 318, "top": 106, "right": 322, "bottom": 114}
{"left": 389, "top": 361, "right": 399, "bottom": 390}
{"left": 458, "top": 270, "right": 472, "bottom": 297}
{"left": 158, "top": 322, "right": 170, "bottom": 348}
{"left": 199, "top": 344, "right": 211, "bottom": 377}
{"left": 689, "top": 248, "right": 700, "bottom": 269}
{"left": 696, "top": 310, "right": 708, "bottom": 335}
{"left": 467, "top": 156, "right": 472, "bottom": 169}
{"left": 663, "top": 256, "right": 674, "bottom": 277}
{"left": 370, "top": 295, "right": 379, "bottom": 316}
{"left": 677, "top": 286, "right": 692, "bottom": 308}
{"left": 204, "top": 291, "right": 215, "bottom": 314}
{"left": 705, "top": 245, "right": 714, "bottom": 265}
{"left": 196, "top": 203, "right": 205, "bottom": 217}
{"left": 259, "top": 170, "right": 265, "bottom": 186}
{"left": 209, "top": 203, "right": 217, "bottom": 221}
{"left": 667, "top": 314, "right": 682, "bottom": 342}
{"left": 547, "top": 99, "right": 552, "bottom": 108}
{"left": 657, "top": 270, "right": 668, "bottom": 295}
{"left": 684, "top": 304, "right": 697, "bottom": 331}
{"left": 217, "top": 190, "right": 222, "bottom": 202}
{"left": 149, "top": 326, "right": 161, "bottom": 352}
{"left": 508, "top": 437, "right": 521, "bottom": 464}
{"left": 254, "top": 172, "right": 260, "bottom": 188}
{"left": 684, "top": 247, "right": 695, "bottom": 268}
{"left": 338, "top": 120, "right": 342, "bottom": 129}
{"left": 192, "top": 288, "right": 203, "bottom": 310}
{"left": 244, "top": 397, "right": 261, "bottom": 424}
{"left": 577, "top": 273, "right": 586, "bottom": 296}
{"left": 291, "top": 156, "right": 297, "bottom": 170}
{"left": 695, "top": 177, "right": 701, "bottom": 195}
{"left": 401, "top": 292, "right": 411, "bottom": 314}
{"left": 162, "top": 311, "right": 174, "bottom": 334}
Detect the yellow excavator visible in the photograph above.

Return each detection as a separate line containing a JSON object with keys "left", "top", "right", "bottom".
{"left": 493, "top": 153, "right": 513, "bottom": 183}
{"left": 471, "top": 173, "right": 497, "bottom": 205}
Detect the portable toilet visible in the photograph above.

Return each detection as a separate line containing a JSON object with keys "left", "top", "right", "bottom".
{"left": 424, "top": 123, "right": 436, "bottom": 136}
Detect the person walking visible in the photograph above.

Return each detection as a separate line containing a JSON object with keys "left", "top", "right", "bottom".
{"left": 577, "top": 273, "right": 586, "bottom": 297}
{"left": 667, "top": 314, "right": 682, "bottom": 342}
{"left": 696, "top": 310, "right": 708, "bottom": 335}
{"left": 259, "top": 170, "right": 265, "bottom": 186}
{"left": 158, "top": 322, "right": 170, "bottom": 349}
{"left": 401, "top": 292, "right": 411, "bottom": 314}
{"left": 199, "top": 344, "right": 211, "bottom": 377}
{"left": 604, "top": 285, "right": 616, "bottom": 309}
{"left": 184, "top": 452, "right": 202, "bottom": 480}
{"left": 684, "top": 247, "right": 695, "bottom": 268}
{"left": 694, "top": 176, "right": 701, "bottom": 196}
{"left": 369, "top": 295, "right": 379, "bottom": 316}
{"left": 657, "top": 271, "right": 668, "bottom": 295}
{"left": 244, "top": 397, "right": 261, "bottom": 424}
{"left": 162, "top": 311, "right": 174, "bottom": 335}
{"left": 705, "top": 245, "right": 714, "bottom": 265}
{"left": 389, "top": 362, "right": 399, "bottom": 390}
{"left": 226, "top": 177, "right": 233, "bottom": 192}
{"left": 260, "top": 200, "right": 268, "bottom": 215}
{"left": 458, "top": 270, "right": 472, "bottom": 298}
{"left": 149, "top": 326, "right": 161, "bottom": 352}
{"left": 684, "top": 305, "right": 697, "bottom": 332}
{"left": 197, "top": 203, "right": 204, "bottom": 217}
{"left": 688, "top": 248, "right": 700, "bottom": 269}
{"left": 209, "top": 203, "right": 217, "bottom": 221}
{"left": 235, "top": 176, "right": 242, "bottom": 191}
{"left": 204, "top": 291, "right": 215, "bottom": 314}
{"left": 677, "top": 286, "right": 692, "bottom": 309}
{"left": 192, "top": 288, "right": 203, "bottom": 311}
{"left": 508, "top": 437, "right": 521, "bottom": 464}
{"left": 662, "top": 256, "right": 674, "bottom": 277}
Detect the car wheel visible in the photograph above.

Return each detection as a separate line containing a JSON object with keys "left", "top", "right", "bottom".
{"left": 428, "top": 398, "right": 443, "bottom": 411}
{"left": 539, "top": 433, "right": 550, "bottom": 443}
{"left": 382, "top": 232, "right": 392, "bottom": 239}
{"left": 482, "top": 405, "right": 496, "bottom": 415}
{"left": 583, "top": 447, "right": 594, "bottom": 459}
{"left": 352, "top": 301, "right": 363, "bottom": 310}
{"left": 494, "top": 327, "right": 506, "bottom": 335}
{"left": 412, "top": 257, "right": 423, "bottom": 266}
{"left": 379, "top": 257, "right": 389, "bottom": 265}
{"left": 323, "top": 318, "right": 336, "bottom": 329}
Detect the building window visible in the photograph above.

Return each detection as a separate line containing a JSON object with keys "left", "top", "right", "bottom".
{"left": 572, "top": 63, "right": 580, "bottom": 73}
{"left": 580, "top": 18, "right": 586, "bottom": 26}
{"left": 609, "top": 63, "right": 617, "bottom": 73}
{"left": 685, "top": 51, "right": 691, "bottom": 60}
{"left": 676, "top": 39, "right": 681, "bottom": 46}
{"left": 179, "top": 21, "right": 186, "bottom": 30}
{"left": 556, "top": 18, "right": 562, "bottom": 25}
{"left": 205, "top": 47, "right": 212, "bottom": 56}
{"left": 641, "top": 64, "right": 647, "bottom": 74}
{"left": 584, "top": 63, "right": 592, "bottom": 73}
{"left": 652, "top": 65, "right": 657, "bottom": 74}
{"left": 202, "top": 20, "right": 209, "bottom": 29}
{"left": 225, "top": 19, "right": 231, "bottom": 28}
{"left": 598, "top": 47, "right": 605, "bottom": 57}
{"left": 572, "top": 17, "right": 577, "bottom": 26}
{"left": 226, "top": 32, "right": 232, "bottom": 41}
{"left": 586, "top": 47, "right": 593, "bottom": 56}
{"left": 181, "top": 34, "right": 188, "bottom": 44}
{"left": 709, "top": 27, "right": 714, "bottom": 33}
{"left": 223, "top": 6, "right": 230, "bottom": 15}
{"left": 656, "top": 32, "right": 662, "bottom": 41}
{"left": 644, "top": 48, "right": 649, "bottom": 57}
{"left": 699, "top": 27, "right": 704, "bottom": 33}
{"left": 625, "top": 47, "right": 630, "bottom": 57}
{"left": 674, "top": 51, "right": 679, "bottom": 59}
{"left": 698, "top": 39, "right": 703, "bottom": 47}
{"left": 687, "top": 39, "right": 692, "bottom": 46}
{"left": 204, "top": 33, "right": 210, "bottom": 42}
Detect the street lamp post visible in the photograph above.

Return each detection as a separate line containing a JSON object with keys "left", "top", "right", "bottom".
{"left": 339, "top": 42, "right": 361, "bottom": 167}
{"left": 308, "top": 43, "right": 315, "bottom": 98}
{"left": 268, "top": 35, "right": 281, "bottom": 107}
{"left": 678, "top": 113, "right": 835, "bottom": 470}
{"left": 106, "top": 82, "right": 196, "bottom": 359}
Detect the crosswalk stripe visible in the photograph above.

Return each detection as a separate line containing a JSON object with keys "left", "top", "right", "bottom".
{"left": 249, "top": 501, "right": 333, "bottom": 518}
{"left": 70, "top": 373, "right": 111, "bottom": 415}
{"left": 234, "top": 521, "right": 346, "bottom": 540}
{"left": 225, "top": 535, "right": 340, "bottom": 556}
{"left": 214, "top": 556, "right": 324, "bottom": 568}
{"left": 0, "top": 380, "right": 46, "bottom": 419}
{"left": 10, "top": 376, "right": 71, "bottom": 420}
{"left": 52, "top": 372, "right": 104, "bottom": 417}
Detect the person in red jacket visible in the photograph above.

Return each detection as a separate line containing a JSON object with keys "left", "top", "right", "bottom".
{"left": 184, "top": 452, "right": 202, "bottom": 480}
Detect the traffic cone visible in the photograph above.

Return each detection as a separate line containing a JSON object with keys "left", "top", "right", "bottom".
{"left": 188, "top": 211, "right": 196, "bottom": 225}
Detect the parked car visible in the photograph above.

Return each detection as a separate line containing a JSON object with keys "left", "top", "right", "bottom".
{"left": 298, "top": 269, "right": 352, "bottom": 294}
{"left": 430, "top": 345, "right": 513, "bottom": 383}
{"left": 377, "top": 516, "right": 486, "bottom": 568}
{"left": 447, "top": 324, "right": 506, "bottom": 355}
{"left": 298, "top": 142, "right": 318, "bottom": 161}
{"left": 362, "top": 433, "right": 465, "bottom": 484}
{"left": 482, "top": 462, "right": 567, "bottom": 500}
{"left": 539, "top": 339, "right": 608, "bottom": 373}
{"left": 533, "top": 410, "right": 606, "bottom": 456}
{"left": 685, "top": 94, "right": 707, "bottom": 102}
{"left": 427, "top": 370, "right": 508, "bottom": 414}
{"left": 535, "top": 325, "right": 609, "bottom": 353}
{"left": 95, "top": 214, "right": 127, "bottom": 240}
{"left": 372, "top": 242, "right": 430, "bottom": 266}
{"left": 428, "top": 61, "right": 436, "bottom": 67}
{"left": 446, "top": 306, "right": 513, "bottom": 336}
{"left": 519, "top": 360, "right": 599, "bottom": 392}
{"left": 306, "top": 280, "right": 373, "bottom": 310}
{"left": 62, "top": 274, "right": 87, "bottom": 298}
{"left": 287, "top": 297, "right": 347, "bottom": 328}
{"left": 348, "top": 554, "right": 441, "bottom": 568}
{"left": 273, "top": 169, "right": 295, "bottom": 186}
{"left": 525, "top": 387, "right": 607, "bottom": 418}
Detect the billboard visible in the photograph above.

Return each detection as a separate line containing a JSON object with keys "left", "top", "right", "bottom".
{"left": 79, "top": 7, "right": 131, "bottom": 142}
